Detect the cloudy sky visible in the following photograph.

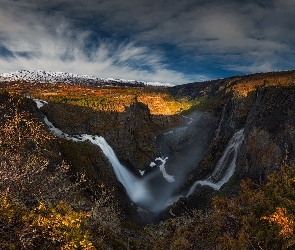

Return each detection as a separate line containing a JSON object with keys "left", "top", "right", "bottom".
{"left": 0, "top": 0, "right": 294, "bottom": 84}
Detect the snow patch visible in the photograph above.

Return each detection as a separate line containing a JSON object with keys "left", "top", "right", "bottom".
{"left": 0, "top": 70, "right": 174, "bottom": 87}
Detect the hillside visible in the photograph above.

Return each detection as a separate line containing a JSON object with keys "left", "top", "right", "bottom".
{"left": 0, "top": 70, "right": 174, "bottom": 87}
{"left": 2, "top": 70, "right": 295, "bottom": 249}
{"left": 0, "top": 72, "right": 190, "bottom": 115}
{"left": 169, "top": 70, "right": 295, "bottom": 181}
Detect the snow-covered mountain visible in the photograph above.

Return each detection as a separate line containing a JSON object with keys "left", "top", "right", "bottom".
{"left": 0, "top": 70, "right": 174, "bottom": 87}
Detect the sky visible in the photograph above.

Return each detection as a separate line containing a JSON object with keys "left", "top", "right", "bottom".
{"left": 0, "top": 0, "right": 295, "bottom": 85}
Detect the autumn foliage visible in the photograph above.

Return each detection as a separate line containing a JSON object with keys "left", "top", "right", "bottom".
{"left": 2, "top": 92, "right": 295, "bottom": 249}
{"left": 0, "top": 94, "right": 122, "bottom": 249}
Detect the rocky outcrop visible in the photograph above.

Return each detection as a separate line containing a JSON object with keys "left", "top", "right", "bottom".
{"left": 109, "top": 100, "right": 159, "bottom": 170}
{"left": 236, "top": 86, "right": 295, "bottom": 182}
{"left": 166, "top": 71, "right": 295, "bottom": 205}
{"left": 41, "top": 99, "right": 175, "bottom": 172}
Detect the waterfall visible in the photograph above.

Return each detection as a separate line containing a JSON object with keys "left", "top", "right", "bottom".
{"left": 166, "top": 129, "right": 244, "bottom": 206}
{"left": 186, "top": 128, "right": 244, "bottom": 195}
{"left": 34, "top": 99, "right": 152, "bottom": 205}
{"left": 86, "top": 136, "right": 153, "bottom": 205}
{"left": 34, "top": 99, "right": 244, "bottom": 213}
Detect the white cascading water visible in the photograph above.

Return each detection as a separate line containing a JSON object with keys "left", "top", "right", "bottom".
{"left": 186, "top": 128, "right": 244, "bottom": 195}
{"left": 167, "top": 128, "right": 245, "bottom": 205}
{"left": 34, "top": 100, "right": 153, "bottom": 206}
{"left": 35, "top": 99, "right": 244, "bottom": 213}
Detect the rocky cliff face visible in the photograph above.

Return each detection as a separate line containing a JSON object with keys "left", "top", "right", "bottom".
{"left": 236, "top": 86, "right": 295, "bottom": 182}
{"left": 170, "top": 71, "right": 295, "bottom": 193}
{"left": 41, "top": 99, "right": 181, "bottom": 172}
{"left": 4, "top": 70, "right": 295, "bottom": 218}
{"left": 208, "top": 85, "right": 295, "bottom": 187}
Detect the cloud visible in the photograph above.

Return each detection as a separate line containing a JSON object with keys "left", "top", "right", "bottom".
{"left": 0, "top": 0, "right": 206, "bottom": 84}
{"left": 0, "top": 0, "right": 294, "bottom": 83}
{"left": 134, "top": 0, "right": 295, "bottom": 72}
{"left": 0, "top": 38, "right": 197, "bottom": 84}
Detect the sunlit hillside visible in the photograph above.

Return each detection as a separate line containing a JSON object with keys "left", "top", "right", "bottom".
{"left": 0, "top": 81, "right": 194, "bottom": 115}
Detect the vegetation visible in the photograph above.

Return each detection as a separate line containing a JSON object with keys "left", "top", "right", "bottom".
{"left": 2, "top": 94, "right": 295, "bottom": 249}
{"left": 0, "top": 82, "right": 194, "bottom": 115}
{"left": 181, "top": 93, "right": 228, "bottom": 114}
{"left": 0, "top": 199, "right": 94, "bottom": 249}
{"left": 142, "top": 166, "right": 295, "bottom": 250}
{"left": 0, "top": 95, "right": 123, "bottom": 249}
{"left": 2, "top": 71, "right": 295, "bottom": 249}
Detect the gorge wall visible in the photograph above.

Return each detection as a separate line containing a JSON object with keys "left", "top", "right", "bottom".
{"left": 3, "top": 70, "right": 295, "bottom": 218}
{"left": 41, "top": 100, "right": 161, "bottom": 172}
{"left": 170, "top": 71, "right": 295, "bottom": 195}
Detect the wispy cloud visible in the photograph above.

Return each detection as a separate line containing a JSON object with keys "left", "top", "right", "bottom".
{"left": 0, "top": 0, "right": 204, "bottom": 84}
{"left": 0, "top": 38, "right": 197, "bottom": 84}
{"left": 0, "top": 0, "right": 294, "bottom": 83}
{"left": 134, "top": 0, "right": 295, "bottom": 73}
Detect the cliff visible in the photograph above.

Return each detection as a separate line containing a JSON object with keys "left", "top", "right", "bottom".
{"left": 40, "top": 99, "right": 181, "bottom": 172}
{"left": 4, "top": 70, "right": 295, "bottom": 212}
{"left": 170, "top": 70, "right": 295, "bottom": 194}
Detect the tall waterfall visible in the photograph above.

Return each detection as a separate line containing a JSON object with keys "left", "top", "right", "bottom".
{"left": 35, "top": 99, "right": 244, "bottom": 213}
{"left": 186, "top": 129, "right": 244, "bottom": 195}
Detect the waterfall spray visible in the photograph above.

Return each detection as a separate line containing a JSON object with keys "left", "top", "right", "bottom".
{"left": 35, "top": 99, "right": 244, "bottom": 213}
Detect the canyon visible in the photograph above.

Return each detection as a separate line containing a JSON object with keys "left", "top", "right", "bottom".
{"left": 2, "top": 69, "right": 295, "bottom": 249}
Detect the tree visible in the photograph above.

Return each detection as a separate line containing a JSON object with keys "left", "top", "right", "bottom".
{"left": 212, "top": 166, "right": 295, "bottom": 249}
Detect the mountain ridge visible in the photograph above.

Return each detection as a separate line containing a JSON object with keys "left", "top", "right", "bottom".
{"left": 0, "top": 70, "right": 175, "bottom": 87}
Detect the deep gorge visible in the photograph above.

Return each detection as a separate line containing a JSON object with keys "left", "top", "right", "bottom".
{"left": 35, "top": 97, "right": 244, "bottom": 217}
{"left": 2, "top": 70, "right": 295, "bottom": 248}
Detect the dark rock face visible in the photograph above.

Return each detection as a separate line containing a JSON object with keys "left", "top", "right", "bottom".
{"left": 166, "top": 72, "right": 295, "bottom": 212}
{"left": 41, "top": 100, "right": 162, "bottom": 172}
{"left": 114, "top": 100, "right": 158, "bottom": 170}
{"left": 168, "top": 76, "right": 242, "bottom": 100}
{"left": 236, "top": 87, "right": 295, "bottom": 182}
{"left": 184, "top": 85, "right": 295, "bottom": 189}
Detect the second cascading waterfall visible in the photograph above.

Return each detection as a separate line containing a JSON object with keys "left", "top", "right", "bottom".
{"left": 187, "top": 128, "right": 244, "bottom": 194}
{"left": 35, "top": 99, "right": 244, "bottom": 213}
